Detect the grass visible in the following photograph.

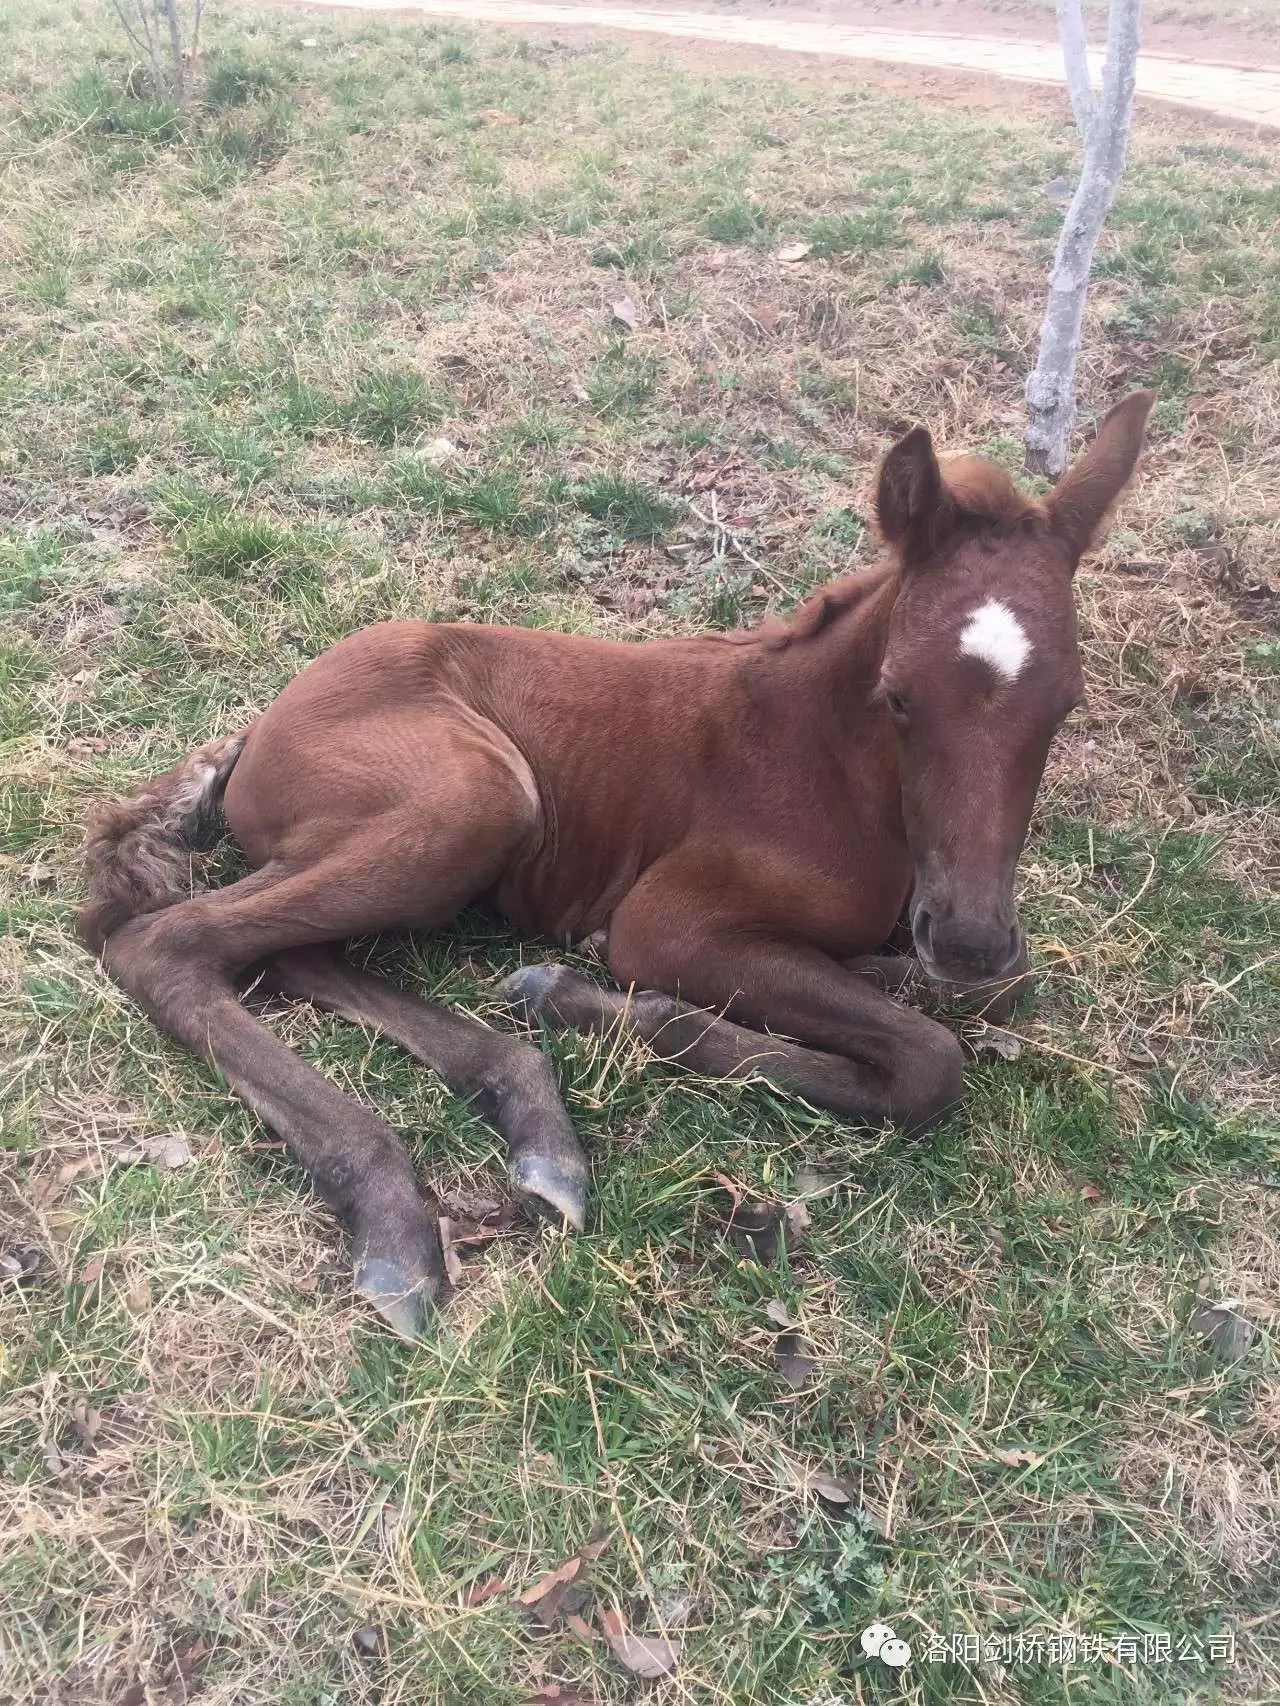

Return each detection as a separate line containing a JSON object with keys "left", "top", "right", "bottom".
{"left": 1, "top": 4, "right": 1278, "bottom": 1704}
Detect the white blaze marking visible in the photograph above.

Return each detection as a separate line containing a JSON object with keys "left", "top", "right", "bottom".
{"left": 959, "top": 600, "right": 1031, "bottom": 684}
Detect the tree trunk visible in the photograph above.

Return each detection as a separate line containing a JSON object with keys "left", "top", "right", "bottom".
{"left": 1026, "top": 0, "right": 1141, "bottom": 477}
{"left": 161, "top": 0, "right": 188, "bottom": 103}
{"left": 1056, "top": 0, "right": 1097, "bottom": 139}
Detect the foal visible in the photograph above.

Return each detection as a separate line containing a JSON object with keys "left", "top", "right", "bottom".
{"left": 80, "top": 391, "right": 1154, "bottom": 1335}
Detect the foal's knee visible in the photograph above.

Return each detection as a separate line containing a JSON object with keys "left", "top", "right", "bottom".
{"left": 102, "top": 905, "right": 236, "bottom": 1032}
{"left": 102, "top": 910, "right": 185, "bottom": 1001}
{"left": 889, "top": 1022, "right": 965, "bottom": 1133}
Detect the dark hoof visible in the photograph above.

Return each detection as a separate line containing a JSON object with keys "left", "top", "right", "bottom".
{"left": 497, "top": 962, "right": 566, "bottom": 1020}
{"left": 509, "top": 1150, "right": 588, "bottom": 1233}
{"left": 353, "top": 1251, "right": 441, "bottom": 1340}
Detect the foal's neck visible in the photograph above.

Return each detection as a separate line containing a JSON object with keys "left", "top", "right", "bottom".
{"left": 761, "top": 563, "right": 899, "bottom": 713}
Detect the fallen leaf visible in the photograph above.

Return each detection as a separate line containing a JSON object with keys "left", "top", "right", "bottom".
{"left": 611, "top": 295, "right": 639, "bottom": 331}
{"left": 976, "top": 1027, "right": 1022, "bottom": 1061}
{"left": 518, "top": 1531, "right": 610, "bottom": 1627}
{"left": 713, "top": 1175, "right": 782, "bottom": 1262}
{"left": 1080, "top": 1183, "right": 1103, "bottom": 1203}
{"left": 712, "top": 1171, "right": 743, "bottom": 1211}
{"left": 525, "top": 1687, "right": 592, "bottom": 1705}
{"left": 58, "top": 1154, "right": 102, "bottom": 1187}
{"left": 145, "top": 1133, "right": 194, "bottom": 1169}
{"left": 784, "top": 1199, "right": 811, "bottom": 1241}
{"left": 763, "top": 1298, "right": 796, "bottom": 1329}
{"left": 564, "top": 1612, "right": 596, "bottom": 1641}
{"left": 1, "top": 1246, "right": 41, "bottom": 1285}
{"left": 986, "top": 1446, "right": 1044, "bottom": 1469}
{"left": 421, "top": 436, "right": 462, "bottom": 468}
{"left": 365, "top": 1500, "right": 403, "bottom": 1560}
{"left": 441, "top": 1189, "right": 505, "bottom": 1221}
{"left": 70, "top": 1400, "right": 102, "bottom": 1448}
{"left": 1190, "top": 1296, "right": 1256, "bottom": 1363}
{"left": 124, "top": 1277, "right": 151, "bottom": 1315}
{"left": 725, "top": 1201, "right": 781, "bottom": 1264}
{"left": 353, "top": 1624, "right": 384, "bottom": 1656}
{"left": 464, "top": 1574, "right": 508, "bottom": 1608}
{"left": 599, "top": 1608, "right": 680, "bottom": 1679}
{"left": 750, "top": 301, "right": 779, "bottom": 334}
{"left": 776, "top": 240, "right": 811, "bottom": 263}
{"left": 776, "top": 1331, "right": 815, "bottom": 1387}
{"left": 705, "top": 248, "right": 729, "bottom": 271}
{"left": 809, "top": 1470, "right": 854, "bottom": 1504}
{"left": 438, "top": 1217, "right": 466, "bottom": 1287}
{"left": 518, "top": 1555, "right": 583, "bottom": 1613}
{"left": 77, "top": 1255, "right": 106, "bottom": 1286}
{"left": 794, "top": 1163, "right": 841, "bottom": 1200}
{"left": 477, "top": 107, "right": 521, "bottom": 125}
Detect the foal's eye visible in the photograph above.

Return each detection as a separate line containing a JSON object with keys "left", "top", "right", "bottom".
{"left": 884, "top": 688, "right": 909, "bottom": 721}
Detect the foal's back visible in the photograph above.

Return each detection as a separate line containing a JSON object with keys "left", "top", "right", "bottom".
{"left": 221, "top": 605, "right": 899, "bottom": 944}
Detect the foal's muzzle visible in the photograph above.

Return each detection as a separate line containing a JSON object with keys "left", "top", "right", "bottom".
{"left": 911, "top": 901, "right": 1023, "bottom": 986}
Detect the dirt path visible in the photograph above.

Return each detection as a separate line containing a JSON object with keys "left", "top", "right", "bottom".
{"left": 301, "top": 0, "right": 1280, "bottom": 129}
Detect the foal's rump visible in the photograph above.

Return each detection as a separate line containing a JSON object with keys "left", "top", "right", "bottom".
{"left": 76, "top": 620, "right": 541, "bottom": 956}
{"left": 220, "top": 621, "right": 545, "bottom": 894}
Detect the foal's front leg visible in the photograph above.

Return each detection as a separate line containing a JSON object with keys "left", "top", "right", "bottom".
{"left": 511, "top": 895, "right": 965, "bottom": 1133}
{"left": 499, "top": 963, "right": 903, "bottom": 1121}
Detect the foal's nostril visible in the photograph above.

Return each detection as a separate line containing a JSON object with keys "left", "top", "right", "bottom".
{"left": 911, "top": 906, "right": 934, "bottom": 955}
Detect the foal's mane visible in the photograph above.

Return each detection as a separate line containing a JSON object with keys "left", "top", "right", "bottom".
{"left": 725, "top": 455, "right": 1038, "bottom": 653}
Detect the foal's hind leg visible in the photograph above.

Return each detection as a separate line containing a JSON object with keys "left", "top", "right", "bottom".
{"left": 102, "top": 861, "right": 458, "bottom": 1336}
{"left": 260, "top": 946, "right": 588, "bottom": 1229}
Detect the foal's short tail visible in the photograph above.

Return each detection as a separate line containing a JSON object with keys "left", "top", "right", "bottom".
{"left": 77, "top": 730, "right": 249, "bottom": 956}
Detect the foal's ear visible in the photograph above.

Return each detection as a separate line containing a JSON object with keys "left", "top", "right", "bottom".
{"left": 1048, "top": 389, "right": 1156, "bottom": 560}
{"left": 876, "top": 425, "right": 955, "bottom": 561}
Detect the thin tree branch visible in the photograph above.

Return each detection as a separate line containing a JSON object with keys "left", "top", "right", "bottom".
{"left": 110, "top": 0, "right": 201, "bottom": 105}
{"left": 1056, "top": 0, "right": 1097, "bottom": 140}
{"left": 1026, "top": 0, "right": 1141, "bottom": 477}
{"left": 161, "top": 0, "right": 187, "bottom": 103}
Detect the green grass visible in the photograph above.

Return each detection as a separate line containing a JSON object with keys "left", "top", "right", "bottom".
{"left": 340, "top": 367, "right": 452, "bottom": 446}
{"left": 1, "top": 5, "right": 1277, "bottom": 1705}
{"left": 572, "top": 473, "right": 679, "bottom": 541}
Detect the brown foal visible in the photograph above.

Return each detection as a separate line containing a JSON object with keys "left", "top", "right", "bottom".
{"left": 79, "top": 390, "right": 1154, "bottom": 1335}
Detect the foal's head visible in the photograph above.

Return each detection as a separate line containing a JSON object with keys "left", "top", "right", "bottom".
{"left": 875, "top": 391, "right": 1154, "bottom": 985}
